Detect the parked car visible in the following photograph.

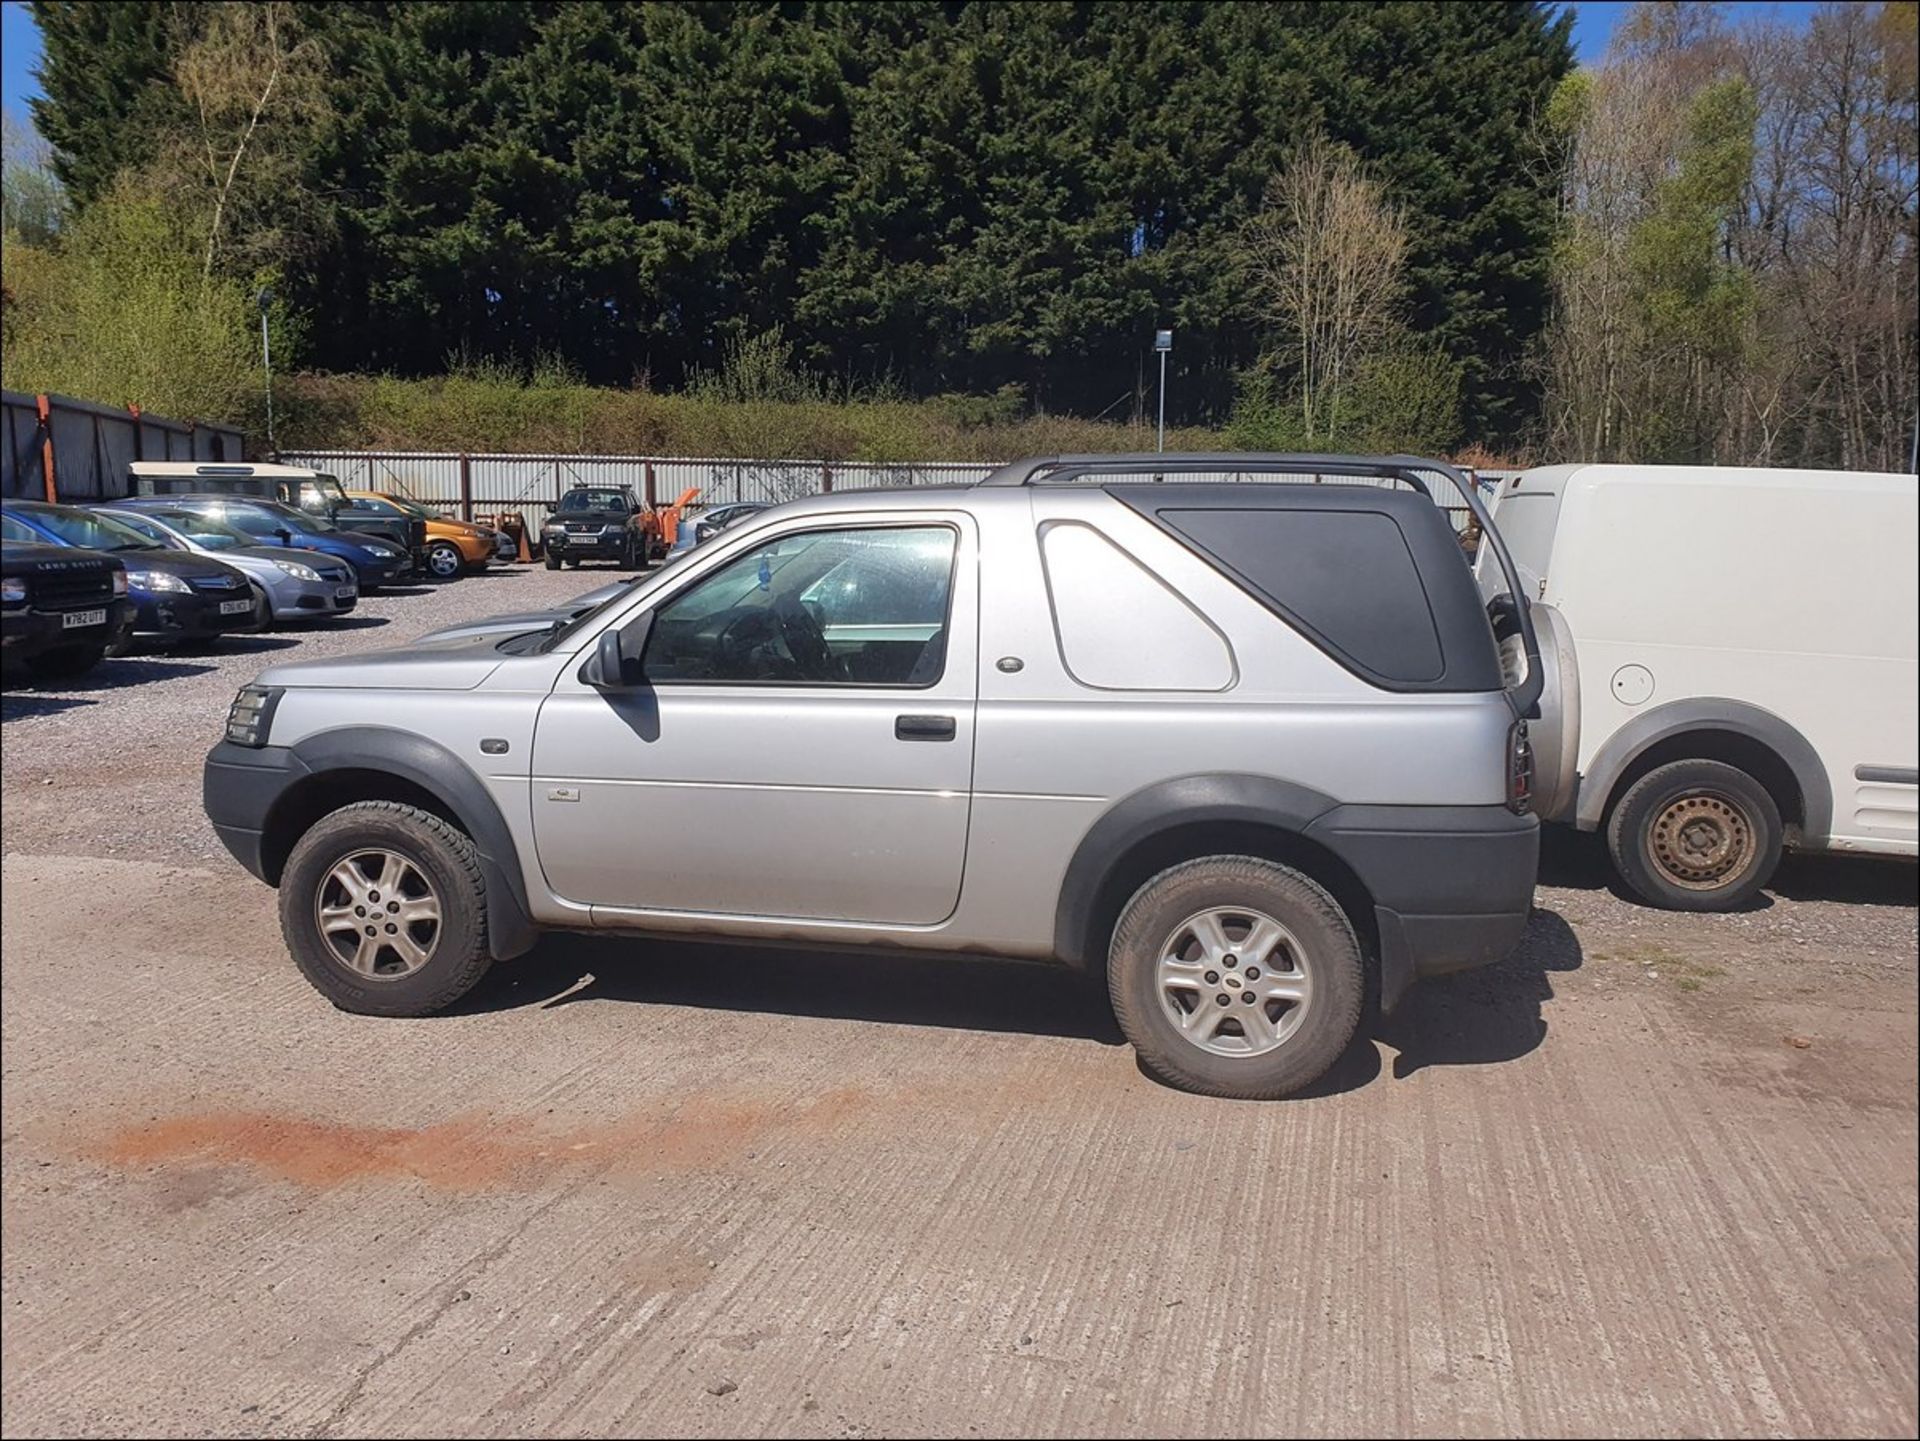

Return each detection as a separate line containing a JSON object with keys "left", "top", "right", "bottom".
{"left": 202, "top": 453, "right": 1560, "bottom": 1100}
{"left": 1, "top": 517, "right": 133, "bottom": 680}
{"left": 541, "top": 486, "right": 660, "bottom": 570}
{"left": 1483, "top": 462, "right": 1918, "bottom": 910}
{"left": 2, "top": 500, "right": 256, "bottom": 649}
{"left": 127, "top": 462, "right": 428, "bottom": 576}
{"left": 666, "top": 501, "right": 772, "bottom": 559}
{"left": 91, "top": 504, "right": 358, "bottom": 626}
{"left": 120, "top": 496, "right": 408, "bottom": 592}
{"left": 344, "top": 491, "right": 511, "bottom": 579}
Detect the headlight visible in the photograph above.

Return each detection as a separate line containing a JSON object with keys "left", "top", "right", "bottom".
{"left": 364, "top": 544, "right": 397, "bottom": 558}
{"left": 270, "top": 558, "right": 321, "bottom": 581}
{"left": 126, "top": 569, "right": 192, "bottom": 593}
{"left": 1, "top": 577, "right": 26, "bottom": 604}
{"left": 112, "top": 570, "right": 129, "bottom": 596}
{"left": 542, "top": 523, "right": 563, "bottom": 535}
{"left": 602, "top": 523, "right": 623, "bottom": 534}
{"left": 224, "top": 684, "right": 282, "bottom": 747}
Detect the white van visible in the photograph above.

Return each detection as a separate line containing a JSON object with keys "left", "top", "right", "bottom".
{"left": 1488, "top": 463, "right": 1917, "bottom": 910}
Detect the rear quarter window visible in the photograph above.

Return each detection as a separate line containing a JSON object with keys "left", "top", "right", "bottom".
{"left": 1038, "top": 522, "right": 1235, "bottom": 691}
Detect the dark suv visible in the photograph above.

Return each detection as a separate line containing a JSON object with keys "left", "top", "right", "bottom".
{"left": 540, "top": 486, "right": 656, "bottom": 570}
{"left": 1, "top": 518, "right": 133, "bottom": 680}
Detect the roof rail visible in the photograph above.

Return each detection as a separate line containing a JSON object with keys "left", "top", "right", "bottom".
{"left": 977, "top": 451, "right": 1544, "bottom": 720}
{"left": 975, "top": 452, "right": 1468, "bottom": 499}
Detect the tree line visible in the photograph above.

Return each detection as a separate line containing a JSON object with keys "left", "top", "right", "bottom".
{"left": 3, "top": 1, "right": 1914, "bottom": 470}
{"left": 12, "top": 0, "right": 1572, "bottom": 446}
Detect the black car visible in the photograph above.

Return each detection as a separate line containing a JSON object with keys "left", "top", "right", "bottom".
{"left": 2, "top": 500, "right": 259, "bottom": 648}
{"left": 540, "top": 486, "right": 657, "bottom": 570}
{"left": 0, "top": 523, "right": 134, "bottom": 681}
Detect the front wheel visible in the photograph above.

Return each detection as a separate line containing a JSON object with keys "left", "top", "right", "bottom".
{"left": 545, "top": 551, "right": 563, "bottom": 570}
{"left": 1607, "top": 759, "right": 1782, "bottom": 912}
{"left": 279, "top": 801, "right": 495, "bottom": 1016}
{"left": 425, "top": 541, "right": 464, "bottom": 581}
{"left": 1108, "top": 857, "right": 1364, "bottom": 1099}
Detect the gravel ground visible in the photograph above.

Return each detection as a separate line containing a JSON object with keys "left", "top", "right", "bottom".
{"left": 2, "top": 557, "right": 1915, "bottom": 1438}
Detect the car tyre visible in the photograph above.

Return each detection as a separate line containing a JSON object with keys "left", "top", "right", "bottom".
{"left": 425, "top": 541, "right": 464, "bottom": 581}
{"left": 545, "top": 551, "right": 563, "bottom": 570}
{"left": 1607, "top": 759, "right": 1781, "bottom": 912}
{"left": 1108, "top": 856, "right": 1364, "bottom": 1100}
{"left": 24, "top": 643, "right": 106, "bottom": 680}
{"left": 618, "top": 534, "right": 641, "bottom": 571}
{"left": 280, "top": 801, "right": 495, "bottom": 1017}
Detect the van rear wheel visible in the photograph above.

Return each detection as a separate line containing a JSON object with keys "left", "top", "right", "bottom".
{"left": 1108, "top": 857, "right": 1364, "bottom": 1100}
{"left": 1607, "top": 759, "right": 1782, "bottom": 912}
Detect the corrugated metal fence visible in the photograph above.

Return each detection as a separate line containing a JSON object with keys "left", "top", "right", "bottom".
{"left": 1, "top": 390, "right": 247, "bottom": 501}
{"left": 281, "top": 450, "right": 1506, "bottom": 531}
{"left": 277, "top": 452, "right": 997, "bottom": 521}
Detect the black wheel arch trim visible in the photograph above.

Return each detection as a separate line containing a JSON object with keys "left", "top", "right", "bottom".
{"left": 212, "top": 727, "right": 539, "bottom": 961}
{"left": 1053, "top": 773, "right": 1339, "bottom": 970}
{"left": 1574, "top": 698, "right": 1832, "bottom": 844}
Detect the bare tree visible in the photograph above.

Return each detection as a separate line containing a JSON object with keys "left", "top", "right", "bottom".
{"left": 170, "top": 1, "right": 330, "bottom": 280}
{"left": 1238, "top": 138, "right": 1409, "bottom": 443}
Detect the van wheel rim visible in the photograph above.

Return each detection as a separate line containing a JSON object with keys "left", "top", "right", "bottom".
{"left": 1649, "top": 792, "right": 1753, "bottom": 889}
{"left": 428, "top": 545, "right": 461, "bottom": 578}
{"left": 316, "top": 849, "right": 441, "bottom": 978}
{"left": 1156, "top": 906, "right": 1310, "bottom": 1057}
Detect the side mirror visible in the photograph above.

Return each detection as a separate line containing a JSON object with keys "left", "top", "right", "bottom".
{"left": 275, "top": 528, "right": 294, "bottom": 545}
{"left": 580, "top": 612, "right": 653, "bottom": 689}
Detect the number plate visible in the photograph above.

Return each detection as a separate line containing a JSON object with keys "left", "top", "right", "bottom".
{"left": 61, "top": 608, "right": 106, "bottom": 629}
{"left": 335, "top": 585, "right": 356, "bottom": 600}
{"left": 219, "top": 598, "right": 254, "bottom": 615}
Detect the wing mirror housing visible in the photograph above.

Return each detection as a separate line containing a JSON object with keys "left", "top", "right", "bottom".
{"left": 274, "top": 527, "right": 294, "bottom": 545}
{"left": 580, "top": 612, "right": 653, "bottom": 689}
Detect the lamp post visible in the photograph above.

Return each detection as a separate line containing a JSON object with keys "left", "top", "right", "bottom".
{"left": 1154, "top": 329, "right": 1173, "bottom": 453}
{"left": 257, "top": 287, "right": 276, "bottom": 456}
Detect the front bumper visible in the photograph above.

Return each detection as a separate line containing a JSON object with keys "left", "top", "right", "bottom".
{"left": 261, "top": 572, "right": 358, "bottom": 619}
{"left": 352, "top": 554, "right": 406, "bottom": 589}
{"left": 1, "top": 597, "right": 136, "bottom": 656}
{"left": 1301, "top": 803, "right": 1540, "bottom": 1011}
{"left": 544, "top": 529, "right": 627, "bottom": 559}
{"left": 203, "top": 740, "right": 294, "bottom": 879}
{"left": 131, "top": 588, "right": 256, "bottom": 639}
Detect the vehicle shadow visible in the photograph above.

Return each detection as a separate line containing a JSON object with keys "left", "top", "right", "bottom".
{"left": 461, "top": 931, "right": 1125, "bottom": 1044}
{"left": 305, "top": 614, "right": 391, "bottom": 631}
{"left": 165, "top": 636, "right": 300, "bottom": 657}
{"left": 371, "top": 585, "right": 435, "bottom": 598}
{"left": 25, "top": 657, "right": 219, "bottom": 690}
{"left": 0, "top": 692, "right": 99, "bottom": 719}
{"left": 465, "top": 908, "right": 1583, "bottom": 1094}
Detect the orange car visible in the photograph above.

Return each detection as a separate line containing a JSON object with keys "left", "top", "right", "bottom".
{"left": 346, "top": 491, "right": 509, "bottom": 579}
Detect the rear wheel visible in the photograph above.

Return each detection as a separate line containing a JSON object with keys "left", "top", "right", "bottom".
{"left": 1607, "top": 759, "right": 1782, "bottom": 912}
{"left": 25, "top": 643, "right": 106, "bottom": 680}
{"left": 279, "top": 801, "right": 494, "bottom": 1016}
{"left": 425, "top": 541, "right": 464, "bottom": 580}
{"left": 1108, "top": 857, "right": 1364, "bottom": 1100}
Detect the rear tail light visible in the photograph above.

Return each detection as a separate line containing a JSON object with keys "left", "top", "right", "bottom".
{"left": 1507, "top": 720, "right": 1535, "bottom": 815}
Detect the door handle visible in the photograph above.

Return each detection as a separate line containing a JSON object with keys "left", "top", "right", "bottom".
{"left": 895, "top": 714, "right": 956, "bottom": 742}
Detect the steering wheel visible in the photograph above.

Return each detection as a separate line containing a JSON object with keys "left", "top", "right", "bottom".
{"left": 714, "top": 608, "right": 793, "bottom": 679}
{"left": 774, "top": 597, "right": 841, "bottom": 681}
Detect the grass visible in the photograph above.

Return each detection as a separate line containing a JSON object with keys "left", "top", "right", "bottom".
{"left": 1590, "top": 942, "right": 1728, "bottom": 992}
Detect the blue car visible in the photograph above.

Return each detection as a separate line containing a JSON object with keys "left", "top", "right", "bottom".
{"left": 110, "top": 495, "right": 409, "bottom": 592}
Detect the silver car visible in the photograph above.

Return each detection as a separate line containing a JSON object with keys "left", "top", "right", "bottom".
{"left": 202, "top": 454, "right": 1567, "bottom": 1099}
{"left": 94, "top": 505, "right": 358, "bottom": 624}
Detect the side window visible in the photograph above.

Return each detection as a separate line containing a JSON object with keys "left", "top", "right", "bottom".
{"left": 353, "top": 498, "right": 402, "bottom": 517}
{"left": 643, "top": 526, "right": 957, "bottom": 687}
{"left": 1038, "top": 522, "right": 1235, "bottom": 691}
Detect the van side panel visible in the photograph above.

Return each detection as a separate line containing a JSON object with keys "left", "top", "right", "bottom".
{"left": 1550, "top": 467, "right": 1918, "bottom": 852}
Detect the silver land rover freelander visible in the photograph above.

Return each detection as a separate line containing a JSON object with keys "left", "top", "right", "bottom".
{"left": 203, "top": 454, "right": 1569, "bottom": 1099}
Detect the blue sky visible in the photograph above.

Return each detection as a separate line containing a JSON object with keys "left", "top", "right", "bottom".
{"left": 2, "top": 1, "right": 1823, "bottom": 137}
